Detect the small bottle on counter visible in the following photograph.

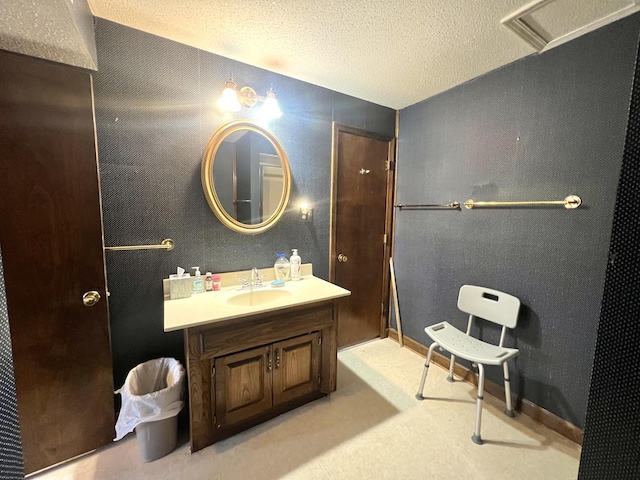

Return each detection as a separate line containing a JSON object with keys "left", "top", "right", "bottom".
{"left": 191, "top": 267, "right": 204, "bottom": 293}
{"left": 213, "top": 275, "right": 221, "bottom": 291}
{"left": 205, "top": 272, "right": 213, "bottom": 291}
{"left": 290, "top": 249, "right": 301, "bottom": 281}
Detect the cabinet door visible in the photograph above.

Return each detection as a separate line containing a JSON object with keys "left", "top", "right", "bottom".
{"left": 273, "top": 332, "right": 321, "bottom": 406}
{"left": 214, "top": 344, "right": 273, "bottom": 427}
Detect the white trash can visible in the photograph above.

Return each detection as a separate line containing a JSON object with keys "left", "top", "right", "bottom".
{"left": 114, "top": 357, "right": 185, "bottom": 462}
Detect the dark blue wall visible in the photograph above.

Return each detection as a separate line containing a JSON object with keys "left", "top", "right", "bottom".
{"left": 93, "top": 20, "right": 396, "bottom": 386}
{"left": 579, "top": 23, "right": 640, "bottom": 478}
{"left": 0, "top": 247, "right": 24, "bottom": 479}
{"left": 395, "top": 14, "right": 640, "bottom": 428}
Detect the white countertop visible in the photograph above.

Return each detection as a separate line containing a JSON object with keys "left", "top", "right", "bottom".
{"left": 163, "top": 269, "right": 351, "bottom": 332}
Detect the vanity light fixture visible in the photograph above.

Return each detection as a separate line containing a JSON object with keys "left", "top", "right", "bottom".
{"left": 217, "top": 79, "right": 283, "bottom": 119}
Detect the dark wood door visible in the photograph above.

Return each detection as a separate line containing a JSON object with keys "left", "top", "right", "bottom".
{"left": 214, "top": 345, "right": 273, "bottom": 427}
{"left": 0, "top": 50, "right": 115, "bottom": 474}
{"left": 272, "top": 332, "right": 321, "bottom": 405}
{"left": 332, "top": 124, "right": 394, "bottom": 348}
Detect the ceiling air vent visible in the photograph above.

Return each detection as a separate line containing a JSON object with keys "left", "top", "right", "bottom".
{"left": 502, "top": 0, "right": 640, "bottom": 52}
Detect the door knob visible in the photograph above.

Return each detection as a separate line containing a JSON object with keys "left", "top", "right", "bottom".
{"left": 82, "top": 290, "right": 101, "bottom": 307}
{"left": 337, "top": 254, "right": 348, "bottom": 263}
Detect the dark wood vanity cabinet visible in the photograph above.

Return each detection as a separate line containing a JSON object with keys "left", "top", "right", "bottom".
{"left": 185, "top": 302, "right": 337, "bottom": 452}
{"left": 214, "top": 332, "right": 321, "bottom": 428}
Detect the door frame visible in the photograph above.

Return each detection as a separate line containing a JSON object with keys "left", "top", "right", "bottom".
{"left": 329, "top": 122, "right": 397, "bottom": 340}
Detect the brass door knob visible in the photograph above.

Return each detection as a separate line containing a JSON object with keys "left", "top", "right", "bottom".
{"left": 82, "top": 290, "right": 101, "bottom": 307}
{"left": 337, "top": 254, "right": 348, "bottom": 263}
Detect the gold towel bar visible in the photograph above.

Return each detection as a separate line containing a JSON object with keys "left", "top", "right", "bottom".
{"left": 104, "top": 238, "right": 175, "bottom": 252}
{"left": 395, "top": 202, "right": 460, "bottom": 209}
{"left": 464, "top": 195, "right": 581, "bottom": 210}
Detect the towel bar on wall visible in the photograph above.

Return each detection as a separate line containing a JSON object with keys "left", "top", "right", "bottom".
{"left": 395, "top": 202, "right": 460, "bottom": 210}
{"left": 464, "top": 195, "right": 581, "bottom": 210}
{"left": 104, "top": 238, "right": 175, "bottom": 251}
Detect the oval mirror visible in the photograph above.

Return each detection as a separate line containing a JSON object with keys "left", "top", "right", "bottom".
{"left": 201, "top": 120, "right": 291, "bottom": 234}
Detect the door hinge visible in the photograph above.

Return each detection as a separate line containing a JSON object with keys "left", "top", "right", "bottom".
{"left": 383, "top": 233, "right": 387, "bottom": 244}
{"left": 385, "top": 160, "right": 390, "bottom": 170}
{"left": 211, "top": 365, "right": 216, "bottom": 377}
{"left": 318, "top": 375, "right": 321, "bottom": 384}
{"left": 318, "top": 336, "right": 322, "bottom": 345}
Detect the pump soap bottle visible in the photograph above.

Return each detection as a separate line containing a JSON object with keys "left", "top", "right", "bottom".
{"left": 274, "top": 254, "right": 290, "bottom": 281}
{"left": 290, "top": 249, "right": 301, "bottom": 281}
{"left": 192, "top": 267, "right": 204, "bottom": 293}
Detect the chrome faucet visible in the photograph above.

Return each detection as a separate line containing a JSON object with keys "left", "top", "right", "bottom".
{"left": 251, "top": 267, "right": 264, "bottom": 288}
{"left": 240, "top": 268, "right": 265, "bottom": 290}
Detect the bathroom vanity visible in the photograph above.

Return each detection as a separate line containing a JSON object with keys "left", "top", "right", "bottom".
{"left": 163, "top": 265, "right": 350, "bottom": 452}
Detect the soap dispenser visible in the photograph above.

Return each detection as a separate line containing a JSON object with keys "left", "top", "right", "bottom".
{"left": 274, "top": 254, "right": 290, "bottom": 281}
{"left": 192, "top": 267, "right": 204, "bottom": 293}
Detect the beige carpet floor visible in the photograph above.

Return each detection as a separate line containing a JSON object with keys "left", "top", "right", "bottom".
{"left": 32, "top": 338, "right": 580, "bottom": 479}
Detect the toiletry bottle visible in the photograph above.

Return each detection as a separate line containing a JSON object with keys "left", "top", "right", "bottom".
{"left": 274, "top": 254, "right": 290, "bottom": 281}
{"left": 290, "top": 249, "right": 301, "bottom": 281}
{"left": 192, "top": 267, "right": 204, "bottom": 293}
{"left": 205, "top": 272, "right": 213, "bottom": 291}
{"left": 213, "top": 275, "right": 221, "bottom": 291}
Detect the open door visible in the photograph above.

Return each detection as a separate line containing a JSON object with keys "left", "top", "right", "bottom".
{"left": 330, "top": 123, "right": 395, "bottom": 348}
{"left": 0, "top": 50, "right": 115, "bottom": 474}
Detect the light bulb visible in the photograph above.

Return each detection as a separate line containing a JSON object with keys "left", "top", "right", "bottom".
{"left": 260, "top": 88, "right": 283, "bottom": 119}
{"left": 217, "top": 81, "right": 241, "bottom": 112}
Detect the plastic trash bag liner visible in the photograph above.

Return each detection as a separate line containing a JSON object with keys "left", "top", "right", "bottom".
{"left": 114, "top": 357, "right": 185, "bottom": 441}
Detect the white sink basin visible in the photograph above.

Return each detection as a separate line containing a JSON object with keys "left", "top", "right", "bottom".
{"left": 226, "top": 288, "right": 293, "bottom": 307}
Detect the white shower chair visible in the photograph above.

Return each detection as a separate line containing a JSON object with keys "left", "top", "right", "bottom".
{"left": 415, "top": 285, "right": 520, "bottom": 444}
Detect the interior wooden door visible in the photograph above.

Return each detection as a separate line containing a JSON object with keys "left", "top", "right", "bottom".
{"left": 214, "top": 344, "right": 273, "bottom": 427}
{"left": 272, "top": 332, "right": 321, "bottom": 405}
{"left": 0, "top": 50, "right": 115, "bottom": 474}
{"left": 331, "top": 124, "right": 395, "bottom": 348}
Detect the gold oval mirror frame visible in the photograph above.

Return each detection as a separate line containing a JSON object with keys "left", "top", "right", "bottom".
{"left": 201, "top": 120, "right": 291, "bottom": 235}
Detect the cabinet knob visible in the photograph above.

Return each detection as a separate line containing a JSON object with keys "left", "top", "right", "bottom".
{"left": 337, "top": 254, "right": 348, "bottom": 263}
{"left": 82, "top": 290, "right": 101, "bottom": 307}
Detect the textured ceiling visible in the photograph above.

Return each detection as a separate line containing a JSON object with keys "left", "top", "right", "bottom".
{"left": 0, "top": 0, "right": 97, "bottom": 70}
{"left": 86, "top": 0, "right": 638, "bottom": 109}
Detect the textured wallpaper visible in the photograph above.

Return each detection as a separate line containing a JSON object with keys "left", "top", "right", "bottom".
{"left": 578, "top": 24, "right": 640, "bottom": 479}
{"left": 396, "top": 14, "right": 640, "bottom": 428}
{"left": 92, "top": 19, "right": 396, "bottom": 385}
{"left": 0, "top": 246, "right": 25, "bottom": 479}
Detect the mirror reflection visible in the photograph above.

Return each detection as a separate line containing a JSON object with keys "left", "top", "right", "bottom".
{"left": 201, "top": 121, "right": 291, "bottom": 235}
{"left": 213, "top": 131, "right": 283, "bottom": 224}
